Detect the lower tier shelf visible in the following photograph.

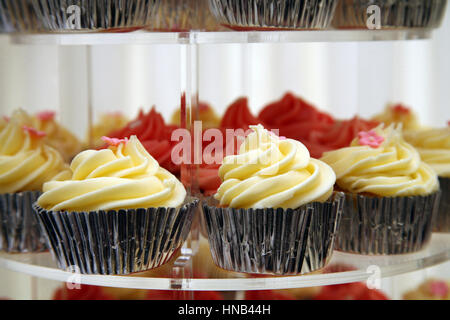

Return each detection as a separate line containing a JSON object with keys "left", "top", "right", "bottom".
{"left": 0, "top": 233, "right": 449, "bottom": 291}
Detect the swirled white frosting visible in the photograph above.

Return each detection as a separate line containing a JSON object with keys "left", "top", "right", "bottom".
{"left": 0, "top": 110, "right": 70, "bottom": 194}
{"left": 214, "top": 124, "right": 336, "bottom": 209}
{"left": 321, "top": 124, "right": 439, "bottom": 197}
{"left": 38, "top": 135, "right": 186, "bottom": 212}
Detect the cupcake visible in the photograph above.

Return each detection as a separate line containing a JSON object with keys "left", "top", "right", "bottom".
{"left": 106, "top": 108, "right": 180, "bottom": 175}
{"left": 403, "top": 279, "right": 450, "bottom": 300}
{"left": 209, "top": 0, "right": 338, "bottom": 30}
{"left": 34, "top": 135, "right": 197, "bottom": 275}
{"left": 321, "top": 124, "right": 440, "bottom": 255}
{"left": 147, "top": 0, "right": 221, "bottom": 31}
{"left": 306, "top": 116, "right": 380, "bottom": 158}
{"left": 90, "top": 112, "right": 129, "bottom": 148}
{"left": 332, "top": 0, "right": 447, "bottom": 30}
{"left": 32, "top": 111, "right": 83, "bottom": 162}
{"left": 0, "top": 0, "right": 38, "bottom": 33}
{"left": 17, "top": 0, "right": 160, "bottom": 33}
{"left": 0, "top": 110, "right": 70, "bottom": 252}
{"left": 171, "top": 102, "right": 221, "bottom": 130}
{"left": 202, "top": 124, "right": 344, "bottom": 275}
{"left": 258, "top": 93, "right": 335, "bottom": 149}
{"left": 403, "top": 125, "right": 450, "bottom": 232}
{"left": 220, "top": 97, "right": 261, "bottom": 130}
{"left": 372, "top": 104, "right": 421, "bottom": 131}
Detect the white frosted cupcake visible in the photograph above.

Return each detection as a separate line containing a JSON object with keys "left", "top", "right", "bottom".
{"left": 0, "top": 110, "right": 70, "bottom": 252}
{"left": 404, "top": 125, "right": 450, "bottom": 232}
{"left": 203, "top": 124, "right": 344, "bottom": 275}
{"left": 35, "top": 135, "right": 197, "bottom": 275}
{"left": 321, "top": 124, "right": 440, "bottom": 254}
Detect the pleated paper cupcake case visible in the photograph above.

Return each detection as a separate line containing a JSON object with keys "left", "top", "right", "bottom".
{"left": 208, "top": 0, "right": 338, "bottom": 30}
{"left": 34, "top": 199, "right": 198, "bottom": 275}
{"left": 0, "top": 191, "right": 47, "bottom": 253}
{"left": 434, "top": 177, "right": 450, "bottom": 232}
{"left": 332, "top": 0, "right": 448, "bottom": 29}
{"left": 202, "top": 192, "right": 344, "bottom": 275}
{"left": 335, "top": 191, "right": 441, "bottom": 255}
{"left": 0, "top": 0, "right": 41, "bottom": 32}
{"left": 147, "top": 0, "right": 220, "bottom": 31}
{"left": 0, "top": 0, "right": 161, "bottom": 32}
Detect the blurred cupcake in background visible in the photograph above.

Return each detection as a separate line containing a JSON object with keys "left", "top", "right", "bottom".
{"left": 171, "top": 102, "right": 221, "bottom": 129}
{"left": 372, "top": 103, "right": 421, "bottom": 131}
{"left": 306, "top": 116, "right": 380, "bottom": 158}
{"left": 404, "top": 123, "right": 450, "bottom": 232}
{"left": 106, "top": 107, "right": 180, "bottom": 174}
{"left": 258, "top": 92, "right": 335, "bottom": 147}
{"left": 90, "top": 112, "right": 129, "bottom": 148}
{"left": 321, "top": 124, "right": 440, "bottom": 255}
{"left": 0, "top": 109, "right": 70, "bottom": 252}
{"left": 32, "top": 111, "right": 83, "bottom": 162}
{"left": 403, "top": 279, "right": 450, "bottom": 300}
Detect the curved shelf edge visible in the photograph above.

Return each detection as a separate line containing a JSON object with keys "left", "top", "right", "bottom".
{"left": 8, "top": 29, "right": 433, "bottom": 46}
{"left": 1, "top": 234, "right": 449, "bottom": 291}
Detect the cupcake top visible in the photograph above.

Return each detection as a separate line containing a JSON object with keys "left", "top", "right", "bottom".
{"left": 403, "top": 125, "right": 450, "bottom": 177}
{"left": 106, "top": 108, "right": 180, "bottom": 174}
{"left": 37, "top": 135, "right": 186, "bottom": 212}
{"left": 214, "top": 124, "right": 336, "bottom": 209}
{"left": 320, "top": 124, "right": 439, "bottom": 197}
{"left": 32, "top": 111, "right": 82, "bottom": 162}
{"left": 220, "top": 97, "right": 261, "bottom": 130}
{"left": 372, "top": 104, "right": 421, "bottom": 130}
{"left": 171, "top": 102, "right": 221, "bottom": 129}
{"left": 0, "top": 110, "right": 70, "bottom": 194}
{"left": 90, "top": 112, "right": 129, "bottom": 148}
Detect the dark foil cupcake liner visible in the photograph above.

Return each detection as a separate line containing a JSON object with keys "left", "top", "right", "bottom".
{"left": 0, "top": 191, "right": 47, "bottom": 253}
{"left": 0, "top": 0, "right": 39, "bottom": 33}
{"left": 332, "top": 0, "right": 448, "bottom": 29}
{"left": 202, "top": 192, "right": 344, "bottom": 275}
{"left": 0, "top": 0, "right": 161, "bottom": 33}
{"left": 33, "top": 198, "right": 198, "bottom": 275}
{"left": 434, "top": 177, "right": 450, "bottom": 232}
{"left": 147, "top": 0, "right": 221, "bottom": 32}
{"left": 208, "top": 0, "right": 338, "bottom": 30}
{"left": 335, "top": 191, "right": 441, "bottom": 255}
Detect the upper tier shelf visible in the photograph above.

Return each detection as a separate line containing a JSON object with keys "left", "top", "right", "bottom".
{"left": 1, "top": 233, "right": 449, "bottom": 291}
{"left": 9, "top": 29, "right": 433, "bottom": 46}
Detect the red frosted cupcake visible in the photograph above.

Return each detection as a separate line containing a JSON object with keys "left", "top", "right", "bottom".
{"left": 258, "top": 92, "right": 335, "bottom": 144}
{"left": 106, "top": 107, "right": 180, "bottom": 174}
{"left": 306, "top": 116, "right": 380, "bottom": 158}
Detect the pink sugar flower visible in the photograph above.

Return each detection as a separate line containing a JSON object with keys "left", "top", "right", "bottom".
{"left": 429, "top": 281, "right": 449, "bottom": 297}
{"left": 430, "top": 281, "right": 449, "bottom": 297}
{"left": 23, "top": 125, "right": 46, "bottom": 138}
{"left": 37, "top": 111, "right": 56, "bottom": 121}
{"left": 3, "top": 116, "right": 10, "bottom": 122}
{"left": 101, "top": 136, "right": 128, "bottom": 147}
{"left": 358, "top": 130, "right": 385, "bottom": 148}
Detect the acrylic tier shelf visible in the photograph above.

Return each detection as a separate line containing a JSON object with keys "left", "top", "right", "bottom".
{"left": 8, "top": 29, "right": 433, "bottom": 46}
{"left": 0, "top": 233, "right": 449, "bottom": 291}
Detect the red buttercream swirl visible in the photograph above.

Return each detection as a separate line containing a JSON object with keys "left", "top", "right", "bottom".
{"left": 106, "top": 107, "right": 180, "bottom": 174}
{"left": 258, "top": 92, "right": 335, "bottom": 142}
{"left": 307, "top": 116, "right": 380, "bottom": 158}
{"left": 220, "top": 97, "right": 261, "bottom": 130}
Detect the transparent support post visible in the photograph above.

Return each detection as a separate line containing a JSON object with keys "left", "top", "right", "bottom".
{"left": 57, "top": 45, "right": 92, "bottom": 143}
{"left": 171, "top": 247, "right": 194, "bottom": 300}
